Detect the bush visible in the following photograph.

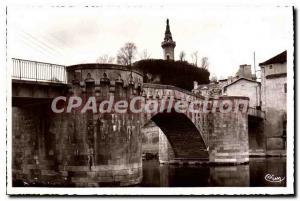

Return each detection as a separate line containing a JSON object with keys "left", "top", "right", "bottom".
{"left": 133, "top": 59, "right": 210, "bottom": 91}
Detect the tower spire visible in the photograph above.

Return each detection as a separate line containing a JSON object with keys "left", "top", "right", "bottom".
{"left": 161, "top": 18, "right": 176, "bottom": 60}
{"left": 164, "top": 18, "right": 172, "bottom": 40}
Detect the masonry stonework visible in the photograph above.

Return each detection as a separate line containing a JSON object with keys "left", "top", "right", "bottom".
{"left": 208, "top": 104, "right": 249, "bottom": 164}
{"left": 12, "top": 63, "right": 251, "bottom": 186}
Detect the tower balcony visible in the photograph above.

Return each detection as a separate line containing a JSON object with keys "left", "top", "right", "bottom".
{"left": 161, "top": 40, "right": 176, "bottom": 48}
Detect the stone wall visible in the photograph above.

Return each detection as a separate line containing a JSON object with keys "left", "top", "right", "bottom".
{"left": 12, "top": 105, "right": 67, "bottom": 186}
{"left": 62, "top": 64, "right": 144, "bottom": 186}
{"left": 12, "top": 104, "right": 144, "bottom": 186}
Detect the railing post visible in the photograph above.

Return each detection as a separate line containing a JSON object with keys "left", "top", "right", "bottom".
{"left": 64, "top": 67, "right": 67, "bottom": 84}
{"left": 35, "top": 62, "right": 38, "bottom": 82}
{"left": 50, "top": 64, "right": 53, "bottom": 82}
{"left": 19, "top": 59, "right": 21, "bottom": 80}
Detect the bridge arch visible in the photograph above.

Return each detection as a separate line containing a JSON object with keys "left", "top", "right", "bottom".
{"left": 147, "top": 109, "right": 209, "bottom": 163}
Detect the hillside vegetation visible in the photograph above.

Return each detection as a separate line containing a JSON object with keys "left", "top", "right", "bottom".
{"left": 134, "top": 59, "right": 210, "bottom": 91}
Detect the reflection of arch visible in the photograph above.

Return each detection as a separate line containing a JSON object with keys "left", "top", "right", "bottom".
{"left": 150, "top": 110, "right": 208, "bottom": 159}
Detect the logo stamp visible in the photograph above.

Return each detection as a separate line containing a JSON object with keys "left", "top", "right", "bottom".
{"left": 265, "top": 174, "right": 285, "bottom": 183}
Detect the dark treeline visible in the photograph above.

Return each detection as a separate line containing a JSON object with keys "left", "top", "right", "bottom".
{"left": 133, "top": 59, "right": 210, "bottom": 91}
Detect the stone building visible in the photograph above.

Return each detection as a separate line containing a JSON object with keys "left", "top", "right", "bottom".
{"left": 223, "top": 78, "right": 261, "bottom": 108}
{"left": 259, "top": 50, "right": 287, "bottom": 156}
{"left": 192, "top": 64, "right": 257, "bottom": 99}
{"left": 161, "top": 19, "right": 176, "bottom": 60}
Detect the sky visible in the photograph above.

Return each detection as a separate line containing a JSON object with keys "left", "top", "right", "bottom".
{"left": 8, "top": 5, "right": 293, "bottom": 79}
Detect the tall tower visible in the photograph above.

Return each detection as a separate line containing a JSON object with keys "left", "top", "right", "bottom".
{"left": 161, "top": 19, "right": 176, "bottom": 60}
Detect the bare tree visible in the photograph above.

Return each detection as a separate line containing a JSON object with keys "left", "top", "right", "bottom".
{"left": 139, "top": 49, "right": 151, "bottom": 60}
{"left": 200, "top": 57, "right": 209, "bottom": 69}
{"left": 116, "top": 42, "right": 137, "bottom": 65}
{"left": 96, "top": 54, "right": 115, "bottom": 64}
{"left": 179, "top": 51, "right": 186, "bottom": 61}
{"left": 191, "top": 51, "right": 198, "bottom": 66}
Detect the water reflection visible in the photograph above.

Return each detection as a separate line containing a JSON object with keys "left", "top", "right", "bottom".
{"left": 141, "top": 158, "right": 286, "bottom": 187}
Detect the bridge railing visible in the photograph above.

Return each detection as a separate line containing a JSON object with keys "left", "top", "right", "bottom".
{"left": 12, "top": 58, "right": 67, "bottom": 83}
{"left": 248, "top": 107, "right": 266, "bottom": 119}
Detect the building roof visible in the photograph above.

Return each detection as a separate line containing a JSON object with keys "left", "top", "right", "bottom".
{"left": 259, "top": 50, "right": 287, "bottom": 66}
{"left": 223, "top": 77, "right": 260, "bottom": 90}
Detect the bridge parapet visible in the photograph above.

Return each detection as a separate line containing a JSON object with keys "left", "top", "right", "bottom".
{"left": 66, "top": 63, "right": 143, "bottom": 86}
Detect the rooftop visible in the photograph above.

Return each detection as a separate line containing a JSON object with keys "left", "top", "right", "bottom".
{"left": 223, "top": 77, "right": 260, "bottom": 90}
{"left": 259, "top": 50, "right": 287, "bottom": 66}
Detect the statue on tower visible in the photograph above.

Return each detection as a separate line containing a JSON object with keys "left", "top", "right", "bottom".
{"left": 161, "top": 19, "right": 176, "bottom": 60}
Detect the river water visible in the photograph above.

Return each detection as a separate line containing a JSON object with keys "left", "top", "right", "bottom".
{"left": 140, "top": 157, "right": 286, "bottom": 187}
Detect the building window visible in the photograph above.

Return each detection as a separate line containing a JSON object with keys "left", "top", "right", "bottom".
{"left": 269, "top": 65, "right": 273, "bottom": 69}
{"left": 166, "top": 55, "right": 170, "bottom": 60}
{"left": 284, "top": 83, "right": 287, "bottom": 93}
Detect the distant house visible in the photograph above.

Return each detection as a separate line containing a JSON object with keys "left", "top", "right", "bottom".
{"left": 259, "top": 50, "right": 287, "bottom": 156}
{"left": 223, "top": 78, "right": 261, "bottom": 108}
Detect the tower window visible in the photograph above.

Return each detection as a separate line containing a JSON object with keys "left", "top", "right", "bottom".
{"left": 167, "top": 55, "right": 170, "bottom": 60}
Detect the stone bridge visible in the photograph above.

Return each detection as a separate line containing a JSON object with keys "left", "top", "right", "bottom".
{"left": 11, "top": 59, "right": 250, "bottom": 186}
